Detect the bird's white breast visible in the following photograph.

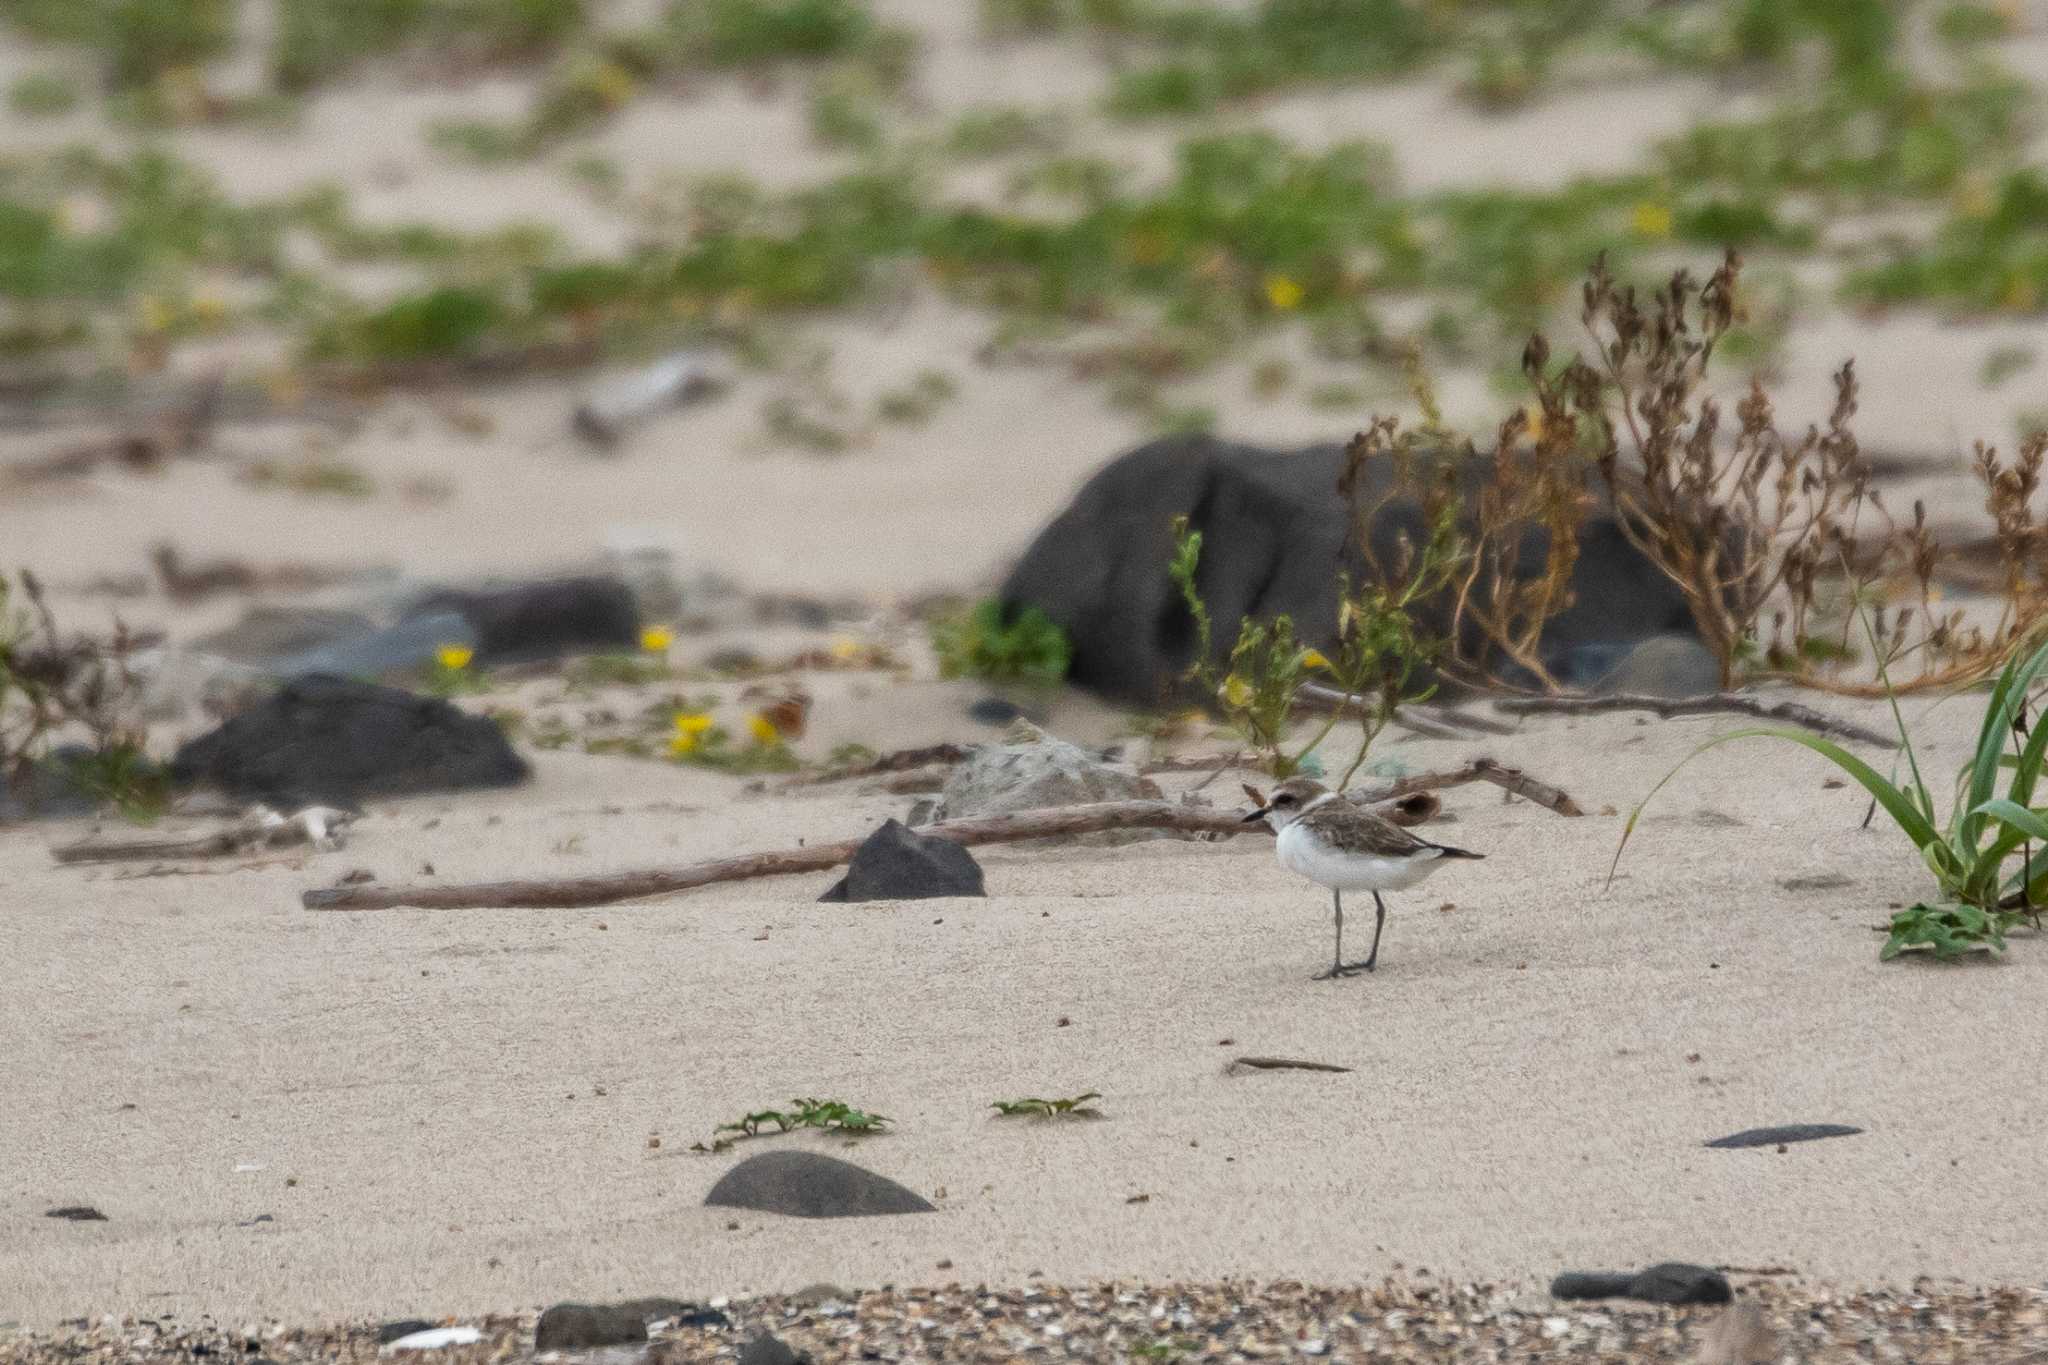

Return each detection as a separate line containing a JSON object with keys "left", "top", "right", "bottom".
{"left": 1274, "top": 822, "right": 1444, "bottom": 892}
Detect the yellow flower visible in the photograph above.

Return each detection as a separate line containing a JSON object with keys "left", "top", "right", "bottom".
{"left": 640, "top": 625, "right": 674, "bottom": 653}
{"left": 436, "top": 644, "right": 474, "bottom": 671}
{"left": 1220, "top": 674, "right": 1254, "bottom": 709}
{"left": 829, "top": 636, "right": 861, "bottom": 661}
{"left": 669, "top": 732, "right": 698, "bottom": 756}
{"left": 674, "top": 712, "right": 714, "bottom": 735}
{"left": 1264, "top": 274, "right": 1305, "bottom": 311}
{"left": 747, "top": 713, "right": 780, "bottom": 745}
{"left": 1630, "top": 201, "right": 1674, "bottom": 239}
{"left": 1524, "top": 405, "right": 1546, "bottom": 441}
{"left": 1299, "top": 649, "right": 1332, "bottom": 671}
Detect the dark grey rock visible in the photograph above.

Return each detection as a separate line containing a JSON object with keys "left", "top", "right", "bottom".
{"left": 1000, "top": 433, "right": 1696, "bottom": 704}
{"left": 1551, "top": 1263, "right": 1731, "bottom": 1305}
{"left": 1706, "top": 1123, "right": 1863, "bottom": 1149}
{"left": 169, "top": 675, "right": 529, "bottom": 805}
{"left": 966, "top": 696, "right": 1025, "bottom": 725}
{"left": 533, "top": 1303, "right": 648, "bottom": 1351}
{"left": 43, "top": 1205, "right": 107, "bottom": 1221}
{"left": 818, "top": 819, "right": 984, "bottom": 903}
{"left": 403, "top": 575, "right": 638, "bottom": 663}
{"left": 737, "top": 1332, "right": 809, "bottom": 1365}
{"left": 704, "top": 1150, "right": 936, "bottom": 1219}
{"left": 1592, "top": 633, "right": 1723, "bottom": 699}
{"left": 373, "top": 1320, "right": 436, "bottom": 1345}
{"left": 1548, "top": 1271, "right": 1633, "bottom": 1300}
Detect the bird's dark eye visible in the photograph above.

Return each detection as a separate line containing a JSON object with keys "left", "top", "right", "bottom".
{"left": 1274, "top": 794, "right": 1295, "bottom": 807}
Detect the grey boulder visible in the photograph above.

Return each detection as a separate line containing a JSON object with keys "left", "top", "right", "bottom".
{"left": 704, "top": 1150, "right": 935, "bottom": 1220}
{"left": 819, "top": 819, "right": 985, "bottom": 902}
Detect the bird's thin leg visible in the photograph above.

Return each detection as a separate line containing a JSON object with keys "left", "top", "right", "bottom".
{"left": 1363, "top": 891, "right": 1387, "bottom": 971}
{"left": 1332, "top": 889, "right": 1343, "bottom": 973}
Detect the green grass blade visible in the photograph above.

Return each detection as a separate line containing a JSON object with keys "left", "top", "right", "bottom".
{"left": 1610, "top": 725, "right": 1945, "bottom": 890}
{"left": 1961, "top": 638, "right": 2048, "bottom": 846}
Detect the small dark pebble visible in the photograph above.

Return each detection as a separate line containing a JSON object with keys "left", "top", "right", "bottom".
{"left": 373, "top": 1320, "right": 436, "bottom": 1344}
{"left": 44, "top": 1206, "right": 107, "bottom": 1221}
{"left": 1705, "top": 1123, "right": 1863, "bottom": 1149}
{"left": 1552, "top": 1262, "right": 1731, "bottom": 1305}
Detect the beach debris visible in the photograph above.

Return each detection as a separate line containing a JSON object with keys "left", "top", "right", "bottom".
{"left": 381, "top": 1324, "right": 482, "bottom": 1351}
{"left": 172, "top": 675, "right": 528, "bottom": 805}
{"left": 1225, "top": 1057, "right": 1352, "bottom": 1075}
{"left": 190, "top": 606, "right": 382, "bottom": 665}
{"left": 2, "top": 370, "right": 221, "bottom": 488}
{"left": 402, "top": 575, "right": 639, "bottom": 664}
{"left": 1551, "top": 1263, "right": 1731, "bottom": 1305}
{"left": 1495, "top": 692, "right": 1898, "bottom": 749}
{"left": 373, "top": 1320, "right": 436, "bottom": 1344}
{"left": 735, "top": 1332, "right": 811, "bottom": 1365}
{"left": 52, "top": 804, "right": 354, "bottom": 865}
{"left": 783, "top": 743, "right": 974, "bottom": 787}
{"left": 1705, "top": 1123, "right": 1863, "bottom": 1149}
{"left": 43, "top": 1205, "right": 107, "bottom": 1220}
{"left": 703, "top": 1150, "right": 935, "bottom": 1220}
{"left": 1692, "top": 1301, "right": 1778, "bottom": 1365}
{"left": 935, "top": 721, "right": 1164, "bottom": 845}
{"left": 572, "top": 351, "right": 722, "bottom": 448}
{"left": 151, "top": 544, "right": 357, "bottom": 605}
{"left": 818, "top": 819, "right": 985, "bottom": 903}
{"left": 300, "top": 764, "right": 1566, "bottom": 911}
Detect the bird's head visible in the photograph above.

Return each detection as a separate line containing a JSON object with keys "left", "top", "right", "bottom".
{"left": 1241, "top": 776, "right": 1329, "bottom": 831}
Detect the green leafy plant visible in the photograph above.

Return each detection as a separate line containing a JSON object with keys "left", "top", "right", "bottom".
{"left": 931, "top": 599, "right": 1071, "bottom": 688}
{"left": 991, "top": 1091, "right": 1101, "bottom": 1118}
{"left": 1614, "top": 628, "right": 2048, "bottom": 961}
{"left": 0, "top": 571, "right": 163, "bottom": 821}
{"left": 690, "top": 1097, "right": 891, "bottom": 1152}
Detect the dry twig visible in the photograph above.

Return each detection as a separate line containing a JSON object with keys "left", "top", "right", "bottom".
{"left": 1226, "top": 1056, "right": 1352, "bottom": 1074}
{"left": 54, "top": 806, "right": 353, "bottom": 865}
{"left": 1492, "top": 692, "right": 1896, "bottom": 749}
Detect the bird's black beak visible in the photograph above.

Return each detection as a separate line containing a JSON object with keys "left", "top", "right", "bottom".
{"left": 1241, "top": 807, "right": 1269, "bottom": 823}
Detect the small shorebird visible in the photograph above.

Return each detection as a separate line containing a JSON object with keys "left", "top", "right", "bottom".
{"left": 1243, "top": 776, "right": 1484, "bottom": 979}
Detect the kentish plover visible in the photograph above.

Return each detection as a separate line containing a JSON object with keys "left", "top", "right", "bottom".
{"left": 1243, "top": 776, "right": 1483, "bottom": 979}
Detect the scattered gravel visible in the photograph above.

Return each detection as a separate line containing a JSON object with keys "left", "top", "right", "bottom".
{"left": 5, "top": 1278, "right": 2046, "bottom": 1363}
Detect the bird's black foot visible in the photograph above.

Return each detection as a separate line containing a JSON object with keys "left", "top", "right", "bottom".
{"left": 1313, "top": 959, "right": 1377, "bottom": 980}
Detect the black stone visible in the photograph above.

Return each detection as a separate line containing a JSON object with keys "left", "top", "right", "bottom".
{"left": 43, "top": 1205, "right": 107, "bottom": 1221}
{"left": 1551, "top": 1263, "right": 1731, "bottom": 1305}
{"left": 373, "top": 1321, "right": 436, "bottom": 1345}
{"left": 1000, "top": 433, "right": 1696, "bottom": 705}
{"left": 738, "top": 1331, "right": 810, "bottom": 1365}
{"left": 704, "top": 1150, "right": 937, "bottom": 1219}
{"left": 404, "top": 576, "right": 638, "bottom": 664}
{"left": 169, "top": 675, "right": 529, "bottom": 805}
{"left": 534, "top": 1303, "right": 649, "bottom": 1351}
{"left": 966, "top": 696, "right": 1024, "bottom": 725}
{"left": 818, "top": 819, "right": 985, "bottom": 903}
{"left": 1706, "top": 1124, "right": 1863, "bottom": 1149}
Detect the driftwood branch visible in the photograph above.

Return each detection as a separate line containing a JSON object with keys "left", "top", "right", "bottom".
{"left": 1491, "top": 692, "right": 1898, "bottom": 749}
{"left": 300, "top": 758, "right": 1582, "bottom": 913}
{"left": 1227, "top": 1056, "right": 1352, "bottom": 1074}
{"left": 55, "top": 807, "right": 353, "bottom": 865}
{"left": 780, "top": 743, "right": 975, "bottom": 787}
{"left": 1370, "top": 757, "right": 1585, "bottom": 817}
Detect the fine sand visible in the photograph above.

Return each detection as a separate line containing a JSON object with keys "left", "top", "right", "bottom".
{"left": 6, "top": 693, "right": 2045, "bottom": 1328}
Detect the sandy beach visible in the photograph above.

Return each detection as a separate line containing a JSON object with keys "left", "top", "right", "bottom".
{"left": 6, "top": 692, "right": 2046, "bottom": 1334}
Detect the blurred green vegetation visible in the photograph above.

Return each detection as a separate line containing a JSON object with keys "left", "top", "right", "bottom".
{"left": 0, "top": 0, "right": 2039, "bottom": 396}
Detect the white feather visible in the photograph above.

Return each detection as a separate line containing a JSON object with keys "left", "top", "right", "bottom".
{"left": 1275, "top": 821, "right": 1447, "bottom": 892}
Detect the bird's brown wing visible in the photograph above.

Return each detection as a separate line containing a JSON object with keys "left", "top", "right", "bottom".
{"left": 1302, "top": 802, "right": 1434, "bottom": 857}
